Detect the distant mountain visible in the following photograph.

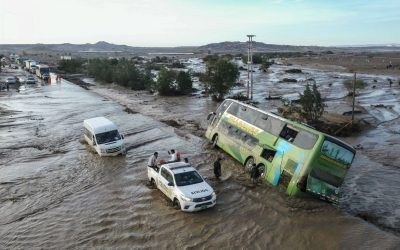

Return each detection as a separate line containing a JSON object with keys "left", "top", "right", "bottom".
{"left": 0, "top": 41, "right": 198, "bottom": 54}
{"left": 196, "top": 41, "right": 326, "bottom": 53}
{"left": 1, "top": 41, "right": 400, "bottom": 55}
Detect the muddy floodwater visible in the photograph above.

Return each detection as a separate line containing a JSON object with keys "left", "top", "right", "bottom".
{"left": 1, "top": 64, "right": 400, "bottom": 249}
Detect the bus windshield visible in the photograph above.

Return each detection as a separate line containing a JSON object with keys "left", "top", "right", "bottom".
{"left": 174, "top": 171, "right": 203, "bottom": 186}
{"left": 96, "top": 130, "right": 121, "bottom": 144}
{"left": 321, "top": 140, "right": 354, "bottom": 166}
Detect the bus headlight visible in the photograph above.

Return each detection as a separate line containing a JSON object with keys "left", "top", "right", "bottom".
{"left": 180, "top": 195, "right": 192, "bottom": 202}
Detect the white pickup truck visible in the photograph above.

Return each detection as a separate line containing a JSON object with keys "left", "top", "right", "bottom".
{"left": 148, "top": 162, "right": 216, "bottom": 212}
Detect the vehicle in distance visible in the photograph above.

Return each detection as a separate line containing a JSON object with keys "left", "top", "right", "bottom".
{"left": 5, "top": 77, "right": 16, "bottom": 84}
{"left": 83, "top": 117, "right": 125, "bottom": 156}
{"left": 36, "top": 64, "right": 50, "bottom": 81}
{"left": 26, "top": 76, "right": 36, "bottom": 84}
{"left": 148, "top": 162, "right": 216, "bottom": 212}
{"left": 205, "top": 99, "right": 356, "bottom": 203}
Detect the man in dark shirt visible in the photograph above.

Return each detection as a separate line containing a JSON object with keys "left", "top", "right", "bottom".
{"left": 213, "top": 158, "right": 222, "bottom": 180}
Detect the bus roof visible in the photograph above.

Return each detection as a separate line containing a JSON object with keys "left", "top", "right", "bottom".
{"left": 226, "top": 99, "right": 355, "bottom": 151}
{"left": 83, "top": 117, "right": 118, "bottom": 134}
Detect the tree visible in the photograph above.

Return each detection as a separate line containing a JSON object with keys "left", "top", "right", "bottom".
{"left": 299, "top": 83, "right": 325, "bottom": 123}
{"left": 203, "top": 57, "right": 239, "bottom": 101}
{"left": 57, "top": 58, "right": 84, "bottom": 73}
{"left": 176, "top": 71, "right": 192, "bottom": 94}
{"left": 156, "top": 68, "right": 177, "bottom": 95}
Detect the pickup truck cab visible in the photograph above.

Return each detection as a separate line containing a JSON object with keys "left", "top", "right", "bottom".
{"left": 148, "top": 162, "right": 216, "bottom": 212}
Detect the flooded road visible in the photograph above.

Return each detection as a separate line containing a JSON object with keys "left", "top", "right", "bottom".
{"left": 1, "top": 69, "right": 400, "bottom": 249}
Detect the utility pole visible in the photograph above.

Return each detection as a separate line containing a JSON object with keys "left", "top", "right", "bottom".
{"left": 352, "top": 72, "right": 356, "bottom": 125}
{"left": 247, "top": 35, "right": 255, "bottom": 100}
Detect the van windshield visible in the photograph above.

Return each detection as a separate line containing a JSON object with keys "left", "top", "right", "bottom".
{"left": 95, "top": 130, "right": 121, "bottom": 144}
{"left": 174, "top": 171, "right": 203, "bottom": 186}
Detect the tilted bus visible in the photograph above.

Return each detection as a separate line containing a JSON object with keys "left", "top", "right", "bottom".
{"left": 205, "top": 99, "right": 356, "bottom": 203}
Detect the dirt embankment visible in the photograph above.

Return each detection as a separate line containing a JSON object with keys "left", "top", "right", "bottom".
{"left": 285, "top": 53, "right": 400, "bottom": 77}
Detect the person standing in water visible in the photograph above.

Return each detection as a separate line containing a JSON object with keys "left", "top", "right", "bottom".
{"left": 213, "top": 158, "right": 222, "bottom": 180}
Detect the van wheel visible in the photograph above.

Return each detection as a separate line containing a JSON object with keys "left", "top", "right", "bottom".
{"left": 244, "top": 157, "right": 255, "bottom": 172}
{"left": 173, "top": 198, "right": 181, "bottom": 210}
{"left": 212, "top": 134, "right": 219, "bottom": 148}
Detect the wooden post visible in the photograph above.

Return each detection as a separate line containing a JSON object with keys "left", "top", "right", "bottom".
{"left": 351, "top": 72, "right": 356, "bottom": 125}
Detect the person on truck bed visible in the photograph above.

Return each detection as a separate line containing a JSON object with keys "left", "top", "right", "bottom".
{"left": 168, "top": 149, "right": 179, "bottom": 163}
{"left": 148, "top": 152, "right": 159, "bottom": 171}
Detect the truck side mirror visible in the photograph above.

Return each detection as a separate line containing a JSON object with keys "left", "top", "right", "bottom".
{"left": 207, "top": 112, "right": 216, "bottom": 121}
{"left": 168, "top": 182, "right": 174, "bottom": 186}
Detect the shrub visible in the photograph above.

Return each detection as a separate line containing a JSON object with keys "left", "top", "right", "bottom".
{"left": 285, "top": 69, "right": 302, "bottom": 74}
{"left": 343, "top": 79, "right": 366, "bottom": 90}
{"left": 58, "top": 58, "right": 85, "bottom": 73}
{"left": 156, "top": 68, "right": 177, "bottom": 96}
{"left": 87, "top": 58, "right": 153, "bottom": 90}
{"left": 299, "top": 83, "right": 325, "bottom": 123}
{"left": 176, "top": 71, "right": 192, "bottom": 94}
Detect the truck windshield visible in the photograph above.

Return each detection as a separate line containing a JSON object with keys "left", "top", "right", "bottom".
{"left": 41, "top": 68, "right": 50, "bottom": 74}
{"left": 174, "top": 171, "right": 203, "bottom": 186}
{"left": 321, "top": 140, "right": 354, "bottom": 166}
{"left": 95, "top": 130, "right": 121, "bottom": 144}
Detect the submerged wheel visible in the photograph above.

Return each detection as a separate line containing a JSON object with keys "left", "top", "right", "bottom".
{"left": 258, "top": 164, "right": 265, "bottom": 178}
{"left": 150, "top": 178, "right": 155, "bottom": 186}
{"left": 244, "top": 157, "right": 255, "bottom": 172}
{"left": 173, "top": 198, "right": 181, "bottom": 210}
{"left": 212, "top": 134, "right": 219, "bottom": 148}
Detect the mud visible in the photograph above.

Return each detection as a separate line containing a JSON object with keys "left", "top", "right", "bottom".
{"left": 0, "top": 64, "right": 400, "bottom": 249}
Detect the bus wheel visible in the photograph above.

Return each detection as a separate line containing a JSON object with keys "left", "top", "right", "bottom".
{"left": 212, "top": 134, "right": 219, "bottom": 148}
{"left": 244, "top": 157, "right": 255, "bottom": 172}
{"left": 257, "top": 164, "right": 265, "bottom": 177}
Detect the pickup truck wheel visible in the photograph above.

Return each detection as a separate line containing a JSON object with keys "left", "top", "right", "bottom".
{"left": 149, "top": 178, "right": 155, "bottom": 187}
{"left": 173, "top": 198, "right": 181, "bottom": 210}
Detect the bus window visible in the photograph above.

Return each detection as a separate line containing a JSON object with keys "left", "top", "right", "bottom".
{"left": 266, "top": 117, "right": 285, "bottom": 136}
{"left": 254, "top": 113, "right": 269, "bottom": 129}
{"left": 310, "top": 168, "right": 343, "bottom": 187}
{"left": 321, "top": 140, "right": 355, "bottom": 166}
{"left": 227, "top": 102, "right": 239, "bottom": 116}
{"left": 241, "top": 132, "right": 258, "bottom": 147}
{"left": 279, "top": 125, "right": 298, "bottom": 142}
{"left": 293, "top": 130, "right": 319, "bottom": 149}
{"left": 236, "top": 106, "right": 258, "bottom": 124}
{"left": 261, "top": 148, "right": 276, "bottom": 162}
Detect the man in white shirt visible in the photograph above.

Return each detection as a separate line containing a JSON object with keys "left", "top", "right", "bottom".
{"left": 168, "top": 149, "right": 178, "bottom": 163}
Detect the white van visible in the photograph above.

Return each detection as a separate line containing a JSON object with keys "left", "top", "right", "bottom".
{"left": 83, "top": 117, "right": 125, "bottom": 156}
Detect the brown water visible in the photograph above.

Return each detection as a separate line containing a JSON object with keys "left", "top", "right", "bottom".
{"left": 1, "top": 66, "right": 400, "bottom": 249}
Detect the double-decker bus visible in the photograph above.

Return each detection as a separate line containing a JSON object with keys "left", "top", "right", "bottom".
{"left": 205, "top": 99, "right": 356, "bottom": 203}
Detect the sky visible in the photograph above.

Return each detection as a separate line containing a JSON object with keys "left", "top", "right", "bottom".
{"left": 0, "top": 0, "right": 399, "bottom": 47}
